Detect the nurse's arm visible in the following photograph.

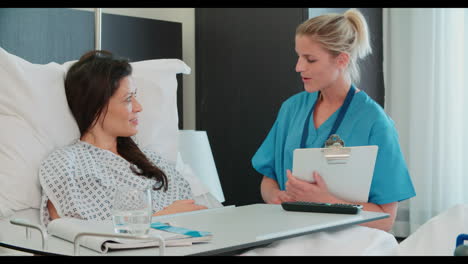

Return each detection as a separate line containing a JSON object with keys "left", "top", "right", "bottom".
{"left": 358, "top": 201, "right": 397, "bottom": 232}
{"left": 328, "top": 194, "right": 397, "bottom": 232}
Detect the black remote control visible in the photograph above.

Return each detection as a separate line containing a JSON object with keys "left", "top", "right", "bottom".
{"left": 281, "top": 201, "right": 363, "bottom": 214}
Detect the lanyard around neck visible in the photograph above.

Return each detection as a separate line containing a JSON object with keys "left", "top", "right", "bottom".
{"left": 300, "top": 84, "right": 356, "bottom": 149}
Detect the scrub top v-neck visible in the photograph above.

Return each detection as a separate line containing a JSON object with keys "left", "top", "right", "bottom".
{"left": 300, "top": 85, "right": 356, "bottom": 149}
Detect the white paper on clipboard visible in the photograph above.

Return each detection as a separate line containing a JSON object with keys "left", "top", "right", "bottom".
{"left": 292, "top": 145, "right": 378, "bottom": 203}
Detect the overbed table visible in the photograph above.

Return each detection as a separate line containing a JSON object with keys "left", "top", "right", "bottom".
{"left": 0, "top": 203, "right": 388, "bottom": 256}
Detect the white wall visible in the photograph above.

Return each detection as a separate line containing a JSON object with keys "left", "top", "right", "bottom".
{"left": 73, "top": 8, "right": 196, "bottom": 130}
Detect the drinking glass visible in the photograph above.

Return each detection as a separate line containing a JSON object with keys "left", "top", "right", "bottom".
{"left": 111, "top": 186, "right": 152, "bottom": 236}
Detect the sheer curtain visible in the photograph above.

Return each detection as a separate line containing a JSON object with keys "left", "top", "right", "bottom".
{"left": 383, "top": 8, "right": 468, "bottom": 237}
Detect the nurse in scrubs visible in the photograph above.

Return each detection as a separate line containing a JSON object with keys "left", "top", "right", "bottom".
{"left": 252, "top": 8, "right": 415, "bottom": 232}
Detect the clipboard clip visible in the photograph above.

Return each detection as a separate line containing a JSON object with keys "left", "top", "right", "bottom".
{"left": 322, "top": 134, "right": 350, "bottom": 164}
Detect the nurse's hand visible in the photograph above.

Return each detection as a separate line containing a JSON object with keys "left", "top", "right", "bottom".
{"left": 269, "top": 190, "right": 296, "bottom": 204}
{"left": 285, "top": 169, "right": 335, "bottom": 203}
{"left": 261, "top": 175, "right": 296, "bottom": 204}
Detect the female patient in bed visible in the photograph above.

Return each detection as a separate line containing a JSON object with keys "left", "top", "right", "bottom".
{"left": 38, "top": 50, "right": 206, "bottom": 227}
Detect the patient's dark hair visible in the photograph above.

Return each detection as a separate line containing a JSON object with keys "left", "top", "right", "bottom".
{"left": 65, "top": 50, "right": 168, "bottom": 191}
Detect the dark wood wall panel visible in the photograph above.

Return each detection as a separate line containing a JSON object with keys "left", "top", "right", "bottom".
{"left": 101, "top": 13, "right": 182, "bottom": 62}
{"left": 196, "top": 8, "right": 309, "bottom": 206}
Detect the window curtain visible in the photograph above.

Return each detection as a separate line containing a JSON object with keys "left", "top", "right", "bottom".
{"left": 383, "top": 8, "right": 468, "bottom": 238}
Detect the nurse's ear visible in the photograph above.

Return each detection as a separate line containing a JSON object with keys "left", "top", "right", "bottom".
{"left": 335, "top": 52, "right": 350, "bottom": 70}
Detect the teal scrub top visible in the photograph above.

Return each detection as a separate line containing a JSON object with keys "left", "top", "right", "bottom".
{"left": 251, "top": 90, "right": 416, "bottom": 205}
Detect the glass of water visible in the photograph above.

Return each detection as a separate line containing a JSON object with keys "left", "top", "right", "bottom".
{"left": 112, "top": 186, "right": 152, "bottom": 236}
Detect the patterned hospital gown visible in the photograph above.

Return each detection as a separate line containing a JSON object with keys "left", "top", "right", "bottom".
{"left": 38, "top": 140, "right": 193, "bottom": 227}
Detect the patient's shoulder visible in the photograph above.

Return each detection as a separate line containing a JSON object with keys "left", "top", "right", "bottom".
{"left": 40, "top": 140, "right": 82, "bottom": 169}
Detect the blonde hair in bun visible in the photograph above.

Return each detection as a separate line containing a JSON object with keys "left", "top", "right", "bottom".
{"left": 296, "top": 8, "right": 372, "bottom": 84}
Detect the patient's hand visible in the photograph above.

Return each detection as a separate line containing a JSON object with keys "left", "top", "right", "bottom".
{"left": 47, "top": 200, "right": 60, "bottom": 220}
{"left": 152, "top": 199, "right": 207, "bottom": 216}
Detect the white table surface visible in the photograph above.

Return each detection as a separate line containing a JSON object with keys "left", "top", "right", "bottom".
{"left": 0, "top": 204, "right": 388, "bottom": 256}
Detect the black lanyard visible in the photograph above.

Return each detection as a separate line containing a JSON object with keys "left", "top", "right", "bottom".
{"left": 300, "top": 84, "right": 356, "bottom": 148}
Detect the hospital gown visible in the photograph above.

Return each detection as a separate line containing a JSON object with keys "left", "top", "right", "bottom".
{"left": 38, "top": 140, "right": 193, "bottom": 227}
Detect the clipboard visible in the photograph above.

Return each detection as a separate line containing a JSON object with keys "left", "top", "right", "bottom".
{"left": 292, "top": 145, "right": 378, "bottom": 203}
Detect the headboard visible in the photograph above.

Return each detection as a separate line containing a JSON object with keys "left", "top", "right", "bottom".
{"left": 0, "top": 8, "right": 184, "bottom": 128}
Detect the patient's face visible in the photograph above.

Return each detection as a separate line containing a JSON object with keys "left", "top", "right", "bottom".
{"left": 100, "top": 76, "right": 142, "bottom": 138}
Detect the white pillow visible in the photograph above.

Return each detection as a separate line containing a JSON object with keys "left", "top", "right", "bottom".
{"left": 0, "top": 47, "right": 189, "bottom": 214}
{"left": 132, "top": 59, "right": 190, "bottom": 163}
